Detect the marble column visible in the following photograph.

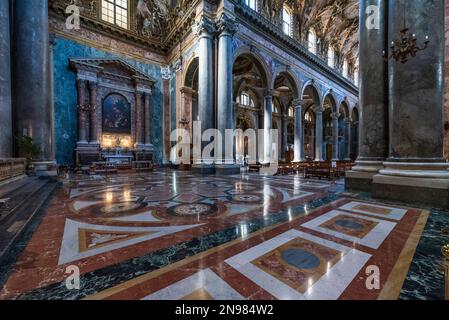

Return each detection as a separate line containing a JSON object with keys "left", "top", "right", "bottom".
{"left": 373, "top": 0, "right": 449, "bottom": 208}
{"left": 89, "top": 81, "right": 99, "bottom": 144}
{"left": 216, "top": 13, "right": 237, "bottom": 166}
{"left": 135, "top": 92, "right": 144, "bottom": 148}
{"left": 346, "top": 0, "right": 389, "bottom": 190}
{"left": 293, "top": 100, "right": 304, "bottom": 162}
{"left": 0, "top": 0, "right": 12, "bottom": 157}
{"left": 12, "top": 0, "right": 53, "bottom": 162}
{"left": 315, "top": 107, "right": 324, "bottom": 161}
{"left": 193, "top": 16, "right": 215, "bottom": 167}
{"left": 263, "top": 92, "right": 273, "bottom": 164}
{"left": 331, "top": 112, "right": 339, "bottom": 161}
{"left": 76, "top": 80, "right": 89, "bottom": 144}
{"left": 344, "top": 118, "right": 351, "bottom": 160}
{"left": 281, "top": 115, "right": 288, "bottom": 161}
{"left": 144, "top": 92, "right": 153, "bottom": 148}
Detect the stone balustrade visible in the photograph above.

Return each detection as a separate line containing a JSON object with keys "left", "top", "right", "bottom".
{"left": 0, "top": 158, "right": 27, "bottom": 183}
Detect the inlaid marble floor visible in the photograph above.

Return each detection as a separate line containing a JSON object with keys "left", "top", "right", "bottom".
{"left": 0, "top": 171, "right": 447, "bottom": 300}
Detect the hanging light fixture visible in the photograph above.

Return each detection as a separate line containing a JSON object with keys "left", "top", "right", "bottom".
{"left": 383, "top": 1, "right": 429, "bottom": 64}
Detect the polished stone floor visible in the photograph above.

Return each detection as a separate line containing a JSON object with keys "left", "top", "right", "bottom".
{"left": 0, "top": 171, "right": 447, "bottom": 300}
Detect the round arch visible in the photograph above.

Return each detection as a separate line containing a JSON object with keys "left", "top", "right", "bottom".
{"left": 233, "top": 46, "right": 272, "bottom": 90}
{"left": 271, "top": 69, "right": 301, "bottom": 99}
{"left": 300, "top": 80, "right": 321, "bottom": 107}
{"left": 183, "top": 56, "right": 199, "bottom": 89}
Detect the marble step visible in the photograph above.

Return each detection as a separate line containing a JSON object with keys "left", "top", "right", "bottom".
{"left": 0, "top": 175, "right": 30, "bottom": 199}
{"left": 0, "top": 181, "right": 57, "bottom": 263}
{"left": 0, "top": 178, "right": 48, "bottom": 223}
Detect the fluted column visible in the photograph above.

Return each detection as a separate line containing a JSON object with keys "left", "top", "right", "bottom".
{"left": 281, "top": 115, "right": 288, "bottom": 161}
{"left": 315, "top": 107, "right": 324, "bottom": 161}
{"left": 344, "top": 118, "right": 351, "bottom": 160}
{"left": 76, "top": 80, "right": 89, "bottom": 144}
{"left": 0, "top": 0, "right": 12, "bottom": 157}
{"left": 135, "top": 91, "right": 144, "bottom": 148}
{"left": 13, "top": 0, "right": 53, "bottom": 161}
{"left": 144, "top": 92, "right": 152, "bottom": 148}
{"left": 293, "top": 99, "right": 304, "bottom": 162}
{"left": 263, "top": 92, "right": 273, "bottom": 164}
{"left": 346, "top": 0, "right": 388, "bottom": 189}
{"left": 217, "top": 13, "right": 236, "bottom": 165}
{"left": 193, "top": 16, "right": 215, "bottom": 161}
{"left": 331, "top": 112, "right": 339, "bottom": 161}
{"left": 89, "top": 81, "right": 99, "bottom": 144}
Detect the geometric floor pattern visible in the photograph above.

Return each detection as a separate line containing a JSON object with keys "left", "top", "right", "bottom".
{"left": 0, "top": 171, "right": 432, "bottom": 300}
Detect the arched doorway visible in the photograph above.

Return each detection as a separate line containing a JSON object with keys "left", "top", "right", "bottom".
{"left": 339, "top": 101, "right": 350, "bottom": 160}
{"left": 233, "top": 53, "right": 270, "bottom": 163}
{"left": 273, "top": 71, "right": 300, "bottom": 161}
{"left": 322, "top": 94, "right": 337, "bottom": 161}
{"left": 301, "top": 84, "right": 321, "bottom": 160}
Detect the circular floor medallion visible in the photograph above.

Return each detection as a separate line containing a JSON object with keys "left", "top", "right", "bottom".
{"left": 281, "top": 248, "right": 321, "bottom": 270}
{"left": 168, "top": 203, "right": 218, "bottom": 217}
{"left": 230, "top": 194, "right": 262, "bottom": 203}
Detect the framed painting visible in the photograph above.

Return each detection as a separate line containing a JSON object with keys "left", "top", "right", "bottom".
{"left": 102, "top": 93, "right": 131, "bottom": 134}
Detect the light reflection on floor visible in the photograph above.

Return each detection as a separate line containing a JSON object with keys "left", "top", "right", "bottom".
{"left": 0, "top": 171, "right": 435, "bottom": 300}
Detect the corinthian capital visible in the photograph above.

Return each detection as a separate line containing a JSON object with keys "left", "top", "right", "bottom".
{"left": 192, "top": 16, "right": 216, "bottom": 38}
{"left": 216, "top": 13, "right": 237, "bottom": 36}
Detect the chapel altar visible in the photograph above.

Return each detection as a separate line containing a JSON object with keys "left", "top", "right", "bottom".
{"left": 69, "top": 58, "right": 156, "bottom": 167}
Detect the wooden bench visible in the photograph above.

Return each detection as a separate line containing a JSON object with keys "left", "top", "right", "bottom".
{"left": 305, "top": 162, "right": 336, "bottom": 180}
{"left": 132, "top": 161, "right": 157, "bottom": 172}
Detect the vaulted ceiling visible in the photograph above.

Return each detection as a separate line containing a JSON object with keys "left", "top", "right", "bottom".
{"left": 267, "top": 0, "right": 359, "bottom": 64}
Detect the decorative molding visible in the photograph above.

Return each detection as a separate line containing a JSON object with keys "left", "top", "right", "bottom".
{"left": 216, "top": 13, "right": 237, "bottom": 36}
{"left": 192, "top": 15, "right": 217, "bottom": 38}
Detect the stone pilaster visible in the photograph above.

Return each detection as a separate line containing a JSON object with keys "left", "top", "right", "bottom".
{"left": 89, "top": 81, "right": 99, "bottom": 144}
{"left": 135, "top": 91, "right": 144, "bottom": 148}
{"left": 293, "top": 99, "right": 304, "bottom": 162}
{"left": 344, "top": 118, "right": 351, "bottom": 160}
{"left": 373, "top": 0, "right": 449, "bottom": 208}
{"left": 315, "top": 107, "right": 324, "bottom": 161}
{"left": 76, "top": 80, "right": 89, "bottom": 144}
{"left": 331, "top": 112, "right": 339, "bottom": 161}
{"left": 12, "top": 0, "right": 53, "bottom": 163}
{"left": 0, "top": 0, "right": 12, "bottom": 157}
{"left": 346, "top": 0, "right": 389, "bottom": 190}
{"left": 281, "top": 115, "right": 288, "bottom": 162}
{"left": 144, "top": 92, "right": 153, "bottom": 148}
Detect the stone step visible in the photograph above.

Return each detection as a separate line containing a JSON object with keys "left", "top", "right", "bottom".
{"left": 0, "top": 175, "right": 30, "bottom": 199}
{"left": 0, "top": 181, "right": 57, "bottom": 265}
{"left": 0, "top": 178, "right": 48, "bottom": 224}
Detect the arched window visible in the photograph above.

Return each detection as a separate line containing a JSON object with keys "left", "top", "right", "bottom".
{"left": 305, "top": 111, "right": 313, "bottom": 122}
{"left": 308, "top": 29, "right": 317, "bottom": 54}
{"left": 244, "top": 0, "right": 257, "bottom": 11}
{"left": 328, "top": 47, "right": 335, "bottom": 68}
{"left": 282, "top": 6, "right": 293, "bottom": 37}
{"left": 239, "top": 92, "right": 254, "bottom": 107}
{"left": 288, "top": 106, "right": 295, "bottom": 118}
{"left": 342, "top": 58, "right": 349, "bottom": 78}
{"left": 354, "top": 59, "right": 359, "bottom": 85}
{"left": 272, "top": 104, "right": 281, "bottom": 114}
{"left": 102, "top": 0, "right": 129, "bottom": 29}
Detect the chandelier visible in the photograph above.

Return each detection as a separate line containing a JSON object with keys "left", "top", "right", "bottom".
{"left": 383, "top": 28, "right": 429, "bottom": 64}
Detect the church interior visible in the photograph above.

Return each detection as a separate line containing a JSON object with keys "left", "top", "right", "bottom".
{"left": 0, "top": 0, "right": 448, "bottom": 301}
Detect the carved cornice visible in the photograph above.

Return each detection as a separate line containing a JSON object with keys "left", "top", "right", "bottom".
{"left": 49, "top": 0, "right": 198, "bottom": 54}
{"left": 69, "top": 58, "right": 156, "bottom": 86}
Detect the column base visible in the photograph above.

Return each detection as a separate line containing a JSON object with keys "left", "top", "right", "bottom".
{"left": 215, "top": 163, "right": 241, "bottom": 175}
{"left": 372, "top": 162, "right": 449, "bottom": 208}
{"left": 345, "top": 160, "right": 384, "bottom": 192}
{"left": 192, "top": 163, "right": 216, "bottom": 175}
